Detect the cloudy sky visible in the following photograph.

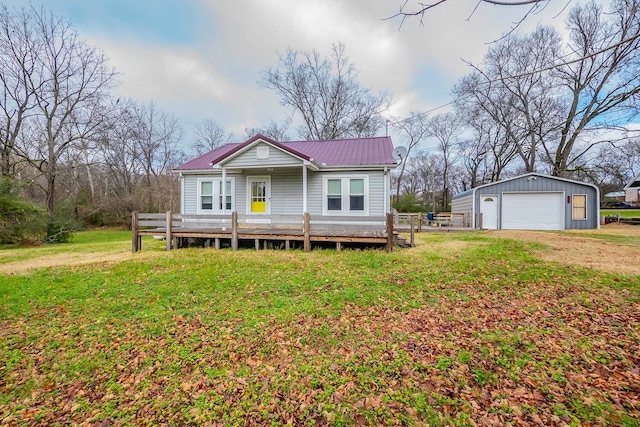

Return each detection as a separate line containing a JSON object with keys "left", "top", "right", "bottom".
{"left": 5, "top": 0, "right": 578, "bottom": 152}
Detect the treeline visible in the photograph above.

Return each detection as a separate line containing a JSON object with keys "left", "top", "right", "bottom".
{"left": 391, "top": 0, "right": 640, "bottom": 212}
{"left": 2, "top": 0, "right": 639, "bottom": 242}
{"left": 0, "top": 5, "right": 188, "bottom": 242}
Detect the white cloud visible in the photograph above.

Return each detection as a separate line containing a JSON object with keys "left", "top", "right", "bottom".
{"left": 85, "top": 0, "right": 584, "bottom": 144}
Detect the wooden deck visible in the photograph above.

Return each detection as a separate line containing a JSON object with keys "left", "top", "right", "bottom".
{"left": 132, "top": 212, "right": 397, "bottom": 253}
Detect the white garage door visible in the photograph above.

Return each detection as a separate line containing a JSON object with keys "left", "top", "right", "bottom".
{"left": 502, "top": 192, "right": 564, "bottom": 230}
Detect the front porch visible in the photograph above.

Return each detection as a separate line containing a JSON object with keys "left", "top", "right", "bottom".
{"left": 132, "top": 212, "right": 400, "bottom": 253}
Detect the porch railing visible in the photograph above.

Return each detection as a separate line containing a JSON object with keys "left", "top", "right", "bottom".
{"left": 131, "top": 211, "right": 395, "bottom": 253}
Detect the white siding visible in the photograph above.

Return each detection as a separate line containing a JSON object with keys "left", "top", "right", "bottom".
{"left": 183, "top": 169, "right": 388, "bottom": 218}
{"left": 224, "top": 143, "right": 303, "bottom": 169}
{"left": 182, "top": 174, "right": 199, "bottom": 214}
{"left": 252, "top": 171, "right": 304, "bottom": 215}
{"left": 182, "top": 173, "right": 244, "bottom": 214}
{"left": 307, "top": 172, "right": 323, "bottom": 215}
{"left": 309, "top": 171, "right": 386, "bottom": 216}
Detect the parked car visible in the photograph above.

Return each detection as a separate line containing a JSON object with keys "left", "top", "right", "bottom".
{"left": 602, "top": 201, "right": 637, "bottom": 209}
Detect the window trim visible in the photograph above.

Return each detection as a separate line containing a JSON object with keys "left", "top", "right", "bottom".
{"left": 196, "top": 177, "right": 235, "bottom": 214}
{"left": 322, "top": 175, "right": 369, "bottom": 216}
{"left": 245, "top": 176, "right": 271, "bottom": 215}
{"left": 572, "top": 194, "right": 587, "bottom": 220}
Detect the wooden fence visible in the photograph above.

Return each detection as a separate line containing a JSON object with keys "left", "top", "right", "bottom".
{"left": 395, "top": 212, "right": 469, "bottom": 230}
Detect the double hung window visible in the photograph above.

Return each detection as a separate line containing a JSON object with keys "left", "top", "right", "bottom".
{"left": 572, "top": 194, "right": 587, "bottom": 220}
{"left": 323, "top": 176, "right": 368, "bottom": 215}
{"left": 198, "top": 178, "right": 234, "bottom": 213}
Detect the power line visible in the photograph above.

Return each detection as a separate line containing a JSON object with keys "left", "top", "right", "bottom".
{"left": 387, "top": 31, "right": 640, "bottom": 127}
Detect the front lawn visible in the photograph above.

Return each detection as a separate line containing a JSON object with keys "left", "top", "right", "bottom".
{"left": 1, "top": 230, "right": 638, "bottom": 425}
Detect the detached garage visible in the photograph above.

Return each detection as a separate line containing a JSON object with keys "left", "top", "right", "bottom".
{"left": 451, "top": 173, "right": 600, "bottom": 230}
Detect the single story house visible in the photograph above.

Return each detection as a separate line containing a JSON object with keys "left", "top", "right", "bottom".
{"left": 604, "top": 191, "right": 625, "bottom": 200}
{"left": 624, "top": 173, "right": 640, "bottom": 204}
{"left": 173, "top": 134, "right": 398, "bottom": 223}
{"left": 451, "top": 173, "right": 600, "bottom": 230}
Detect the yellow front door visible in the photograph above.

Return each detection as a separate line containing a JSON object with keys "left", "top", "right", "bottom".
{"left": 250, "top": 181, "right": 267, "bottom": 213}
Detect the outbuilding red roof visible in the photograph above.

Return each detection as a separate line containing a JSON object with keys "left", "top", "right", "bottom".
{"left": 174, "top": 135, "right": 397, "bottom": 170}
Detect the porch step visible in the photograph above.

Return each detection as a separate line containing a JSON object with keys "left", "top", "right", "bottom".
{"left": 394, "top": 233, "right": 411, "bottom": 248}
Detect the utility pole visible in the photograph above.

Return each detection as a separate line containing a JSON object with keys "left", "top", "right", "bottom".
{"left": 431, "top": 163, "right": 436, "bottom": 214}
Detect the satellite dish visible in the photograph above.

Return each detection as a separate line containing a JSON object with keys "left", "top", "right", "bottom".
{"left": 392, "top": 146, "right": 408, "bottom": 162}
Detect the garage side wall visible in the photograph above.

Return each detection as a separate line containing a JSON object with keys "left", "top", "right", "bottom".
{"left": 474, "top": 175, "right": 598, "bottom": 230}
{"left": 451, "top": 191, "right": 473, "bottom": 226}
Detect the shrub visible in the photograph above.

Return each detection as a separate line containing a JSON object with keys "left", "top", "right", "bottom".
{"left": 45, "top": 220, "right": 77, "bottom": 243}
{"left": 0, "top": 178, "right": 46, "bottom": 244}
{"left": 393, "top": 193, "right": 427, "bottom": 212}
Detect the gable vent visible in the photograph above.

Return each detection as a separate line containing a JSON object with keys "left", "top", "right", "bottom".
{"left": 256, "top": 146, "right": 269, "bottom": 159}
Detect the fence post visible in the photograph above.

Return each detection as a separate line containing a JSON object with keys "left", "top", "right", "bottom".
{"left": 231, "top": 211, "right": 238, "bottom": 251}
{"left": 131, "top": 211, "right": 139, "bottom": 253}
{"left": 165, "top": 211, "right": 172, "bottom": 251}
{"left": 409, "top": 215, "right": 415, "bottom": 247}
{"left": 303, "top": 212, "right": 311, "bottom": 252}
{"left": 386, "top": 213, "right": 394, "bottom": 253}
{"left": 418, "top": 213, "right": 423, "bottom": 233}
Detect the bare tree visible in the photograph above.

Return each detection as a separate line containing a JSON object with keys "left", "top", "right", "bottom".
{"left": 546, "top": 0, "right": 640, "bottom": 176}
{"left": 132, "top": 102, "right": 183, "bottom": 188}
{"left": 245, "top": 118, "right": 291, "bottom": 141}
{"left": 191, "top": 118, "right": 232, "bottom": 155}
{"left": 454, "top": 74, "right": 522, "bottom": 184}
{"left": 591, "top": 136, "right": 640, "bottom": 190}
{"left": 0, "top": 5, "right": 38, "bottom": 177}
{"left": 452, "top": 0, "right": 640, "bottom": 178}
{"left": 9, "top": 6, "right": 116, "bottom": 224}
{"left": 392, "top": 112, "right": 429, "bottom": 203}
{"left": 453, "top": 26, "right": 563, "bottom": 174}
{"left": 388, "top": 0, "right": 558, "bottom": 36}
{"left": 400, "top": 152, "right": 444, "bottom": 211}
{"left": 95, "top": 98, "right": 141, "bottom": 197}
{"left": 426, "top": 112, "right": 462, "bottom": 209}
{"left": 259, "top": 43, "right": 391, "bottom": 140}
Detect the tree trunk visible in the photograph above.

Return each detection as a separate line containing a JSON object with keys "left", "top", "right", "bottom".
{"left": 46, "top": 173, "right": 56, "bottom": 221}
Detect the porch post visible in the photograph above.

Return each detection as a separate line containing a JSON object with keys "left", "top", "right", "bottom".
{"left": 231, "top": 211, "right": 238, "bottom": 251}
{"left": 302, "top": 163, "right": 308, "bottom": 214}
{"left": 222, "top": 167, "right": 227, "bottom": 216}
{"left": 383, "top": 167, "right": 388, "bottom": 214}
{"left": 386, "top": 213, "right": 394, "bottom": 253}
{"left": 165, "top": 211, "right": 172, "bottom": 251}
{"left": 131, "top": 211, "right": 139, "bottom": 253}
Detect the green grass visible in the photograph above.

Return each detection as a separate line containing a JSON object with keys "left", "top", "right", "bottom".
{"left": 1, "top": 230, "right": 639, "bottom": 425}
{"left": 600, "top": 208, "right": 640, "bottom": 217}
{"left": 0, "top": 229, "right": 134, "bottom": 264}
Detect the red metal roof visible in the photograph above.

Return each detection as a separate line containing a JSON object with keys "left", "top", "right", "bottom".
{"left": 174, "top": 135, "right": 397, "bottom": 171}
{"left": 283, "top": 136, "right": 396, "bottom": 166}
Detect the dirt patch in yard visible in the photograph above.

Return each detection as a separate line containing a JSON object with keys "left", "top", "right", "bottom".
{"left": 0, "top": 250, "right": 158, "bottom": 275}
{"left": 493, "top": 223, "right": 640, "bottom": 276}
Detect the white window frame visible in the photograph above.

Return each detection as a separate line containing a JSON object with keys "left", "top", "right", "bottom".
{"left": 196, "top": 177, "right": 235, "bottom": 214}
{"left": 246, "top": 176, "right": 271, "bottom": 215}
{"left": 572, "top": 194, "right": 587, "bottom": 220}
{"left": 322, "top": 175, "right": 369, "bottom": 216}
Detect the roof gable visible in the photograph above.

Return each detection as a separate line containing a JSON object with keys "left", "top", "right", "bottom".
{"left": 218, "top": 134, "right": 311, "bottom": 167}
{"left": 624, "top": 173, "right": 640, "bottom": 189}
